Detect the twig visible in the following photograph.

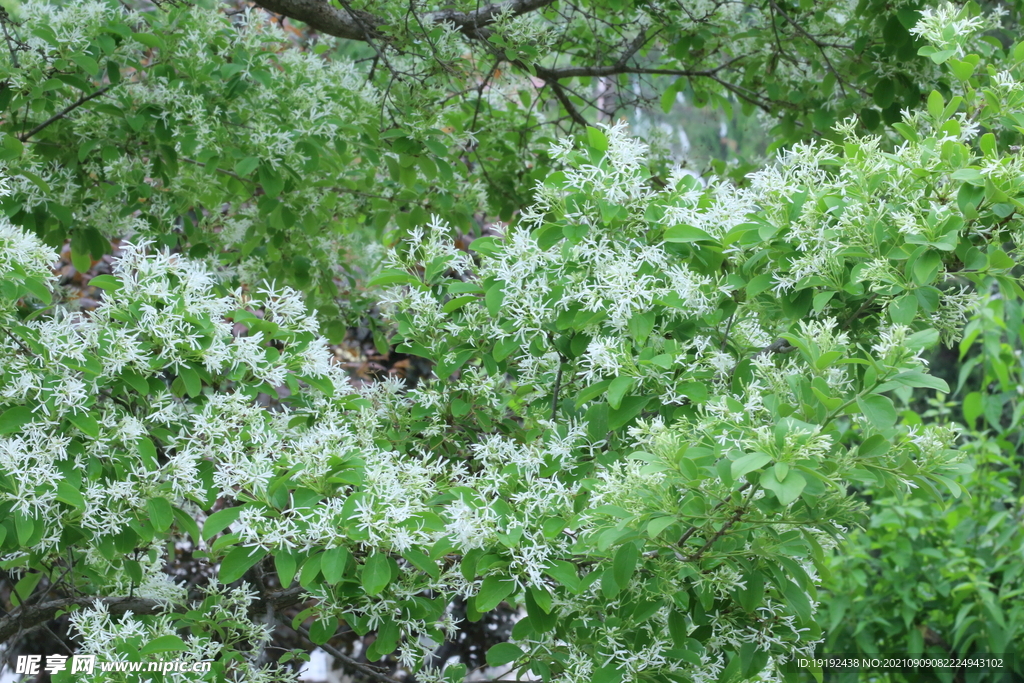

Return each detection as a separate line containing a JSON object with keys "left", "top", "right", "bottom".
{"left": 3, "top": 327, "right": 35, "bottom": 356}
{"left": 682, "top": 504, "right": 748, "bottom": 563}
{"left": 719, "top": 311, "right": 736, "bottom": 351}
{"left": 294, "top": 625, "right": 402, "bottom": 683}
{"left": 545, "top": 79, "right": 588, "bottom": 126}
{"left": 551, "top": 362, "right": 563, "bottom": 421}
{"left": 0, "top": 7, "right": 21, "bottom": 68}
{"left": 19, "top": 84, "right": 114, "bottom": 142}
{"left": 840, "top": 292, "right": 878, "bottom": 330}
{"left": 676, "top": 482, "right": 751, "bottom": 549}
{"left": 767, "top": 0, "right": 848, "bottom": 98}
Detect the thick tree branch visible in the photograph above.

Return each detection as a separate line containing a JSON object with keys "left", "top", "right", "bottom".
{"left": 431, "top": 0, "right": 557, "bottom": 38}
{"left": 252, "top": 0, "right": 556, "bottom": 42}
{"left": 0, "top": 586, "right": 307, "bottom": 643}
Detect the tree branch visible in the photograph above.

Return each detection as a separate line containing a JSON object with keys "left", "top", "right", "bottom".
{"left": 766, "top": 0, "right": 848, "bottom": 98}
{"left": 19, "top": 84, "right": 113, "bottom": 142}
{"left": 544, "top": 79, "right": 588, "bottom": 126}
{"left": 0, "top": 587, "right": 307, "bottom": 643}
{"left": 294, "top": 624, "right": 402, "bottom": 683}
{"left": 252, "top": 0, "right": 556, "bottom": 42}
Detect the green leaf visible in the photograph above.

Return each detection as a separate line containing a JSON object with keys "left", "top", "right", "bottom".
{"left": 963, "top": 391, "right": 983, "bottom": 427}
{"left": 664, "top": 224, "right": 714, "bottom": 243}
{"left": 892, "top": 370, "right": 949, "bottom": 393}
{"left": 69, "top": 53, "right": 100, "bottom": 76}
{"left": 477, "top": 575, "right": 515, "bottom": 612}
{"left": 932, "top": 473, "right": 962, "bottom": 498}
{"left": 401, "top": 548, "right": 439, "bottom": 579}
{"left": 873, "top": 78, "right": 895, "bottom": 108}
{"left": 987, "top": 248, "right": 1015, "bottom": 270}
{"left": 607, "top": 375, "right": 634, "bottom": 410}
{"left": 544, "top": 561, "right": 580, "bottom": 591}
{"left": 178, "top": 365, "right": 202, "bottom": 398}
{"left": 259, "top": 162, "right": 285, "bottom": 198}
{"left": 593, "top": 663, "right": 625, "bottom": 683}
{"left": 368, "top": 269, "right": 417, "bottom": 287}
{"left": 11, "top": 572, "right": 43, "bottom": 606}
{"left": 780, "top": 579, "right": 812, "bottom": 624}
{"left": 493, "top": 336, "right": 519, "bottom": 363}
{"left": 927, "top": 90, "right": 944, "bottom": 119}
{"left": 948, "top": 58, "right": 976, "bottom": 80}
{"left": 470, "top": 236, "right": 502, "bottom": 257}
{"left": 647, "top": 516, "right": 677, "bottom": 538}
{"left": 607, "top": 394, "right": 651, "bottom": 431}
{"left": 612, "top": 542, "right": 639, "bottom": 587}
{"left": 576, "top": 379, "right": 613, "bottom": 408}
{"left": 203, "top": 506, "right": 244, "bottom": 540}
{"left": 173, "top": 507, "right": 201, "bottom": 544}
{"left": 443, "top": 295, "right": 477, "bottom": 313}
{"left": 308, "top": 616, "right": 338, "bottom": 645}
{"left": 235, "top": 156, "right": 260, "bottom": 177}
{"left": 980, "top": 132, "right": 996, "bottom": 157}
{"left": 587, "top": 126, "right": 608, "bottom": 151}
{"left": 951, "top": 168, "right": 984, "bottom": 185}
{"left": 56, "top": 481, "right": 86, "bottom": 509}
{"left": 14, "top": 513, "right": 34, "bottom": 546}
{"left": 627, "top": 310, "right": 656, "bottom": 344}
{"left": 892, "top": 122, "right": 919, "bottom": 142}
{"left": 857, "top": 394, "right": 897, "bottom": 429}
{"left": 219, "top": 546, "right": 267, "bottom": 584}
{"left": 275, "top": 552, "right": 297, "bottom": 588}
{"left": 140, "top": 635, "right": 188, "bottom": 655}
{"left": 731, "top": 452, "right": 772, "bottom": 480}
{"left": 889, "top": 294, "right": 918, "bottom": 325}
{"left": 759, "top": 468, "right": 806, "bottom": 506}
{"left": 21, "top": 277, "right": 51, "bottom": 304}
{"left": 322, "top": 546, "right": 350, "bottom": 584}
{"left": 0, "top": 406, "right": 34, "bottom": 434}
{"left": 485, "top": 280, "right": 505, "bottom": 316}
{"left": 922, "top": 47, "right": 956, "bottom": 63}
{"left": 300, "top": 553, "right": 323, "bottom": 588}
{"left": 858, "top": 434, "right": 890, "bottom": 458}
{"left": 362, "top": 552, "right": 392, "bottom": 596}
{"left": 147, "top": 497, "right": 174, "bottom": 533}
{"left": 87, "top": 274, "right": 121, "bottom": 291}
{"left": 486, "top": 642, "right": 523, "bottom": 667}
{"left": 132, "top": 32, "right": 165, "bottom": 49}
{"left": 123, "top": 372, "right": 151, "bottom": 397}
{"left": 745, "top": 273, "right": 774, "bottom": 298}
{"left": 68, "top": 412, "right": 100, "bottom": 438}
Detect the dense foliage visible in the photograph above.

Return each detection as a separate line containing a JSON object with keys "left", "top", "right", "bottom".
{"left": 0, "top": 1, "right": 1023, "bottom": 682}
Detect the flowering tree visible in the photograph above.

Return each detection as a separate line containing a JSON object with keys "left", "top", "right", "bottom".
{"left": 1, "top": 2, "right": 1023, "bottom": 683}
{"left": 0, "top": 0, "right": 1011, "bottom": 331}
